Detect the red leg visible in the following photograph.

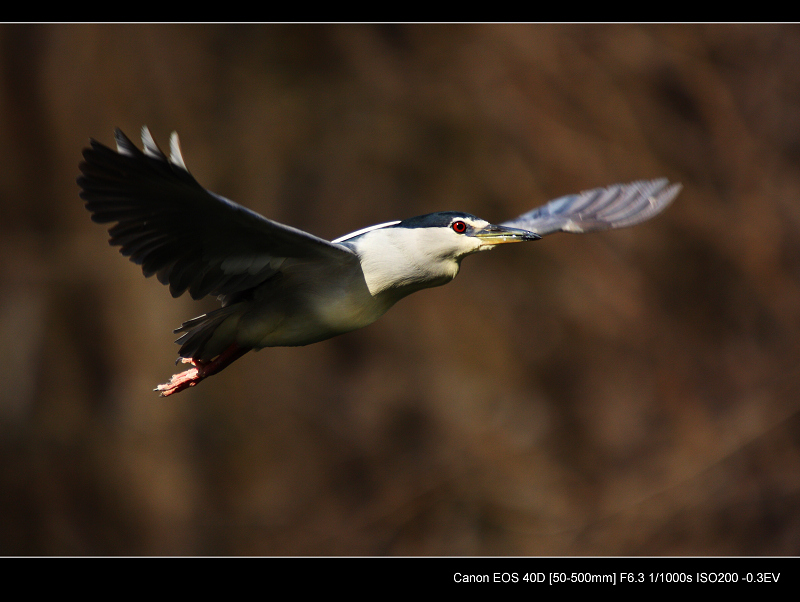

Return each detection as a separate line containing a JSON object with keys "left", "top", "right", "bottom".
{"left": 155, "top": 343, "right": 250, "bottom": 397}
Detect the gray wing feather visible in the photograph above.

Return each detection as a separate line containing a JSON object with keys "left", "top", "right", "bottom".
{"left": 78, "top": 127, "right": 356, "bottom": 300}
{"left": 502, "top": 179, "right": 680, "bottom": 237}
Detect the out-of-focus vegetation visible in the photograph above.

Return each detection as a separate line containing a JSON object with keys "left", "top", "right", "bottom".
{"left": 1, "top": 24, "right": 799, "bottom": 555}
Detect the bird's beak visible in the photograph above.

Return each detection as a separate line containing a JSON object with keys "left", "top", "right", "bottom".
{"left": 473, "top": 224, "right": 541, "bottom": 245}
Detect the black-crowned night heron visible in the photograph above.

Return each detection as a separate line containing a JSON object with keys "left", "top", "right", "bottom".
{"left": 78, "top": 128, "right": 680, "bottom": 396}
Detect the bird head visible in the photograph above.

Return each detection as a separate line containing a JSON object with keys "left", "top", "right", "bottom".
{"left": 339, "top": 211, "right": 539, "bottom": 297}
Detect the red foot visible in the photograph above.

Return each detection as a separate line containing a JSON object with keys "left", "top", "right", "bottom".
{"left": 155, "top": 359, "right": 203, "bottom": 397}
{"left": 155, "top": 343, "right": 250, "bottom": 397}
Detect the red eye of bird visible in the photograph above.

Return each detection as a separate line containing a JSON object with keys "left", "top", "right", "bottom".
{"left": 451, "top": 220, "right": 467, "bottom": 233}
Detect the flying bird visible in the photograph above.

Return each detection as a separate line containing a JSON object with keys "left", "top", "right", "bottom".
{"left": 78, "top": 127, "right": 680, "bottom": 396}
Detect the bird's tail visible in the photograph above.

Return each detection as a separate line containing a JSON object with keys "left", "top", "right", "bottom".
{"left": 172, "top": 304, "right": 245, "bottom": 361}
{"left": 155, "top": 305, "right": 251, "bottom": 396}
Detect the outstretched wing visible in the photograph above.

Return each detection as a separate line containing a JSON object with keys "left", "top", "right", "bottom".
{"left": 78, "top": 127, "right": 356, "bottom": 300}
{"left": 502, "top": 179, "right": 680, "bottom": 237}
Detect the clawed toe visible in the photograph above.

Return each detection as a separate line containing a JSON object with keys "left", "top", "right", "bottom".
{"left": 155, "top": 365, "right": 204, "bottom": 397}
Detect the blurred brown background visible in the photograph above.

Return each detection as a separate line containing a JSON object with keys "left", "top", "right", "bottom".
{"left": 1, "top": 23, "right": 799, "bottom": 555}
